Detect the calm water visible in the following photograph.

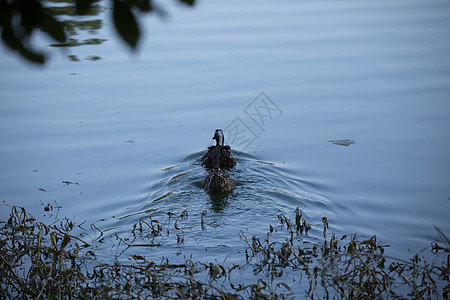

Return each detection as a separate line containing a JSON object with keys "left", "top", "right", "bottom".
{"left": 1, "top": 0, "right": 449, "bottom": 282}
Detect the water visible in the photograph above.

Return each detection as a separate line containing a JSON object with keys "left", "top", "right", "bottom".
{"left": 1, "top": 0, "right": 449, "bottom": 282}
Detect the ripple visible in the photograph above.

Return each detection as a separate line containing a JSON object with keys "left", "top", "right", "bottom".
{"left": 106, "top": 149, "right": 331, "bottom": 247}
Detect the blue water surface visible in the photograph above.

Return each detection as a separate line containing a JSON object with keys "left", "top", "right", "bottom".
{"left": 0, "top": 0, "right": 449, "bottom": 270}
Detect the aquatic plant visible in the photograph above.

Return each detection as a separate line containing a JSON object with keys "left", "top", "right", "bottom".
{"left": 0, "top": 206, "right": 448, "bottom": 298}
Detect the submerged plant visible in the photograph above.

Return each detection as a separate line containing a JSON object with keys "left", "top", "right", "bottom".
{"left": 0, "top": 206, "right": 91, "bottom": 298}
{"left": 0, "top": 206, "right": 448, "bottom": 299}
{"left": 240, "top": 210, "right": 449, "bottom": 299}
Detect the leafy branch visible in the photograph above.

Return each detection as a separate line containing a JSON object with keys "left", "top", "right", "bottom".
{"left": 0, "top": 0, "right": 196, "bottom": 64}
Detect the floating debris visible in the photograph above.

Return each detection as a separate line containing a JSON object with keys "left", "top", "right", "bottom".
{"left": 62, "top": 180, "right": 79, "bottom": 185}
{"left": 256, "top": 160, "right": 275, "bottom": 165}
{"left": 68, "top": 55, "right": 80, "bottom": 62}
{"left": 44, "top": 203, "right": 51, "bottom": 211}
{"left": 328, "top": 139, "right": 355, "bottom": 146}
{"left": 38, "top": 188, "right": 47, "bottom": 192}
{"left": 86, "top": 55, "right": 101, "bottom": 61}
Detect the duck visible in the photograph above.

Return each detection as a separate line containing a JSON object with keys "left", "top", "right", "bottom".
{"left": 202, "top": 129, "right": 236, "bottom": 169}
{"left": 202, "top": 147, "right": 235, "bottom": 194}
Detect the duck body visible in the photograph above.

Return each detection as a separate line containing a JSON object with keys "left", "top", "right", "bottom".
{"left": 202, "top": 168, "right": 235, "bottom": 194}
{"left": 202, "top": 140, "right": 235, "bottom": 194}
{"left": 202, "top": 129, "right": 236, "bottom": 169}
{"left": 202, "top": 145, "right": 236, "bottom": 169}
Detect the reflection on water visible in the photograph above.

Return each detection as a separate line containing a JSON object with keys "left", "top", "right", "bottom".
{"left": 51, "top": 38, "right": 107, "bottom": 48}
{"left": 44, "top": 1, "right": 103, "bottom": 16}
{"left": 44, "top": 0, "right": 106, "bottom": 61}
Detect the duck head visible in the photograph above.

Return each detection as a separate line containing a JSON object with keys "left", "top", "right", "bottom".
{"left": 212, "top": 129, "right": 224, "bottom": 147}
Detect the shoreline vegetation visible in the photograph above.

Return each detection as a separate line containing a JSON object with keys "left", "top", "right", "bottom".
{"left": 1, "top": 206, "right": 448, "bottom": 299}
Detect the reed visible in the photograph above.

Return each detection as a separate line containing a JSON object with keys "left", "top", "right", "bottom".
{"left": 1, "top": 206, "right": 448, "bottom": 298}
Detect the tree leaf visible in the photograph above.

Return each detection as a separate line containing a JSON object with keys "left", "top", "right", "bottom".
{"left": 2, "top": 31, "right": 45, "bottom": 63}
{"left": 113, "top": 0, "right": 140, "bottom": 48}
{"left": 40, "top": 12, "right": 67, "bottom": 43}
{"left": 75, "top": 0, "right": 96, "bottom": 15}
{"left": 179, "top": 0, "right": 195, "bottom": 6}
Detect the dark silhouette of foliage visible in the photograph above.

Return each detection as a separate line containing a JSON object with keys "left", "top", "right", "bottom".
{"left": 1, "top": 206, "right": 449, "bottom": 298}
{"left": 0, "top": 0, "right": 196, "bottom": 64}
